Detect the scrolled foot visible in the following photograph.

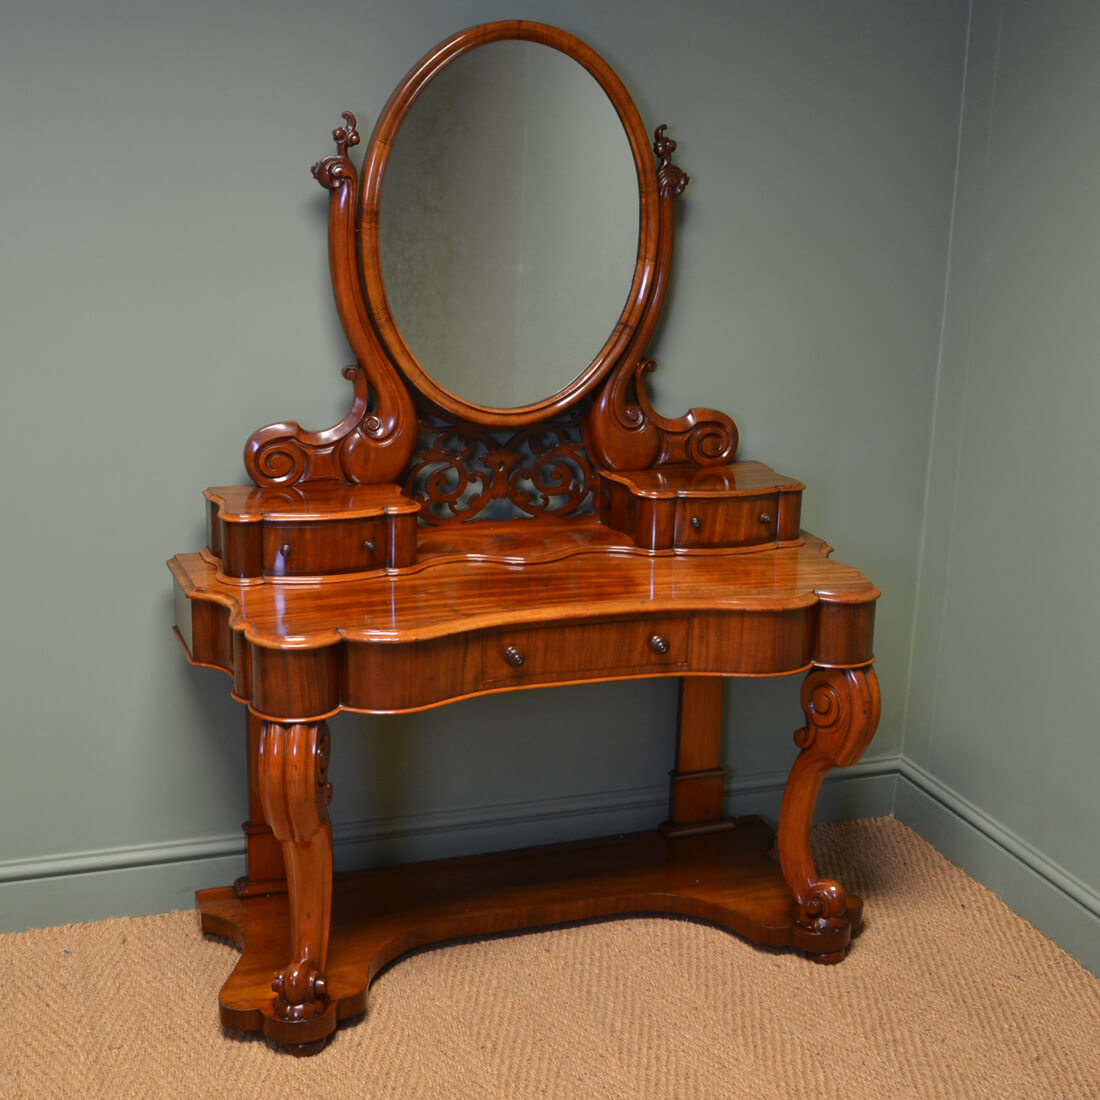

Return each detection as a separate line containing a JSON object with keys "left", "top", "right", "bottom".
{"left": 272, "top": 959, "right": 329, "bottom": 1023}
{"left": 793, "top": 878, "right": 850, "bottom": 937}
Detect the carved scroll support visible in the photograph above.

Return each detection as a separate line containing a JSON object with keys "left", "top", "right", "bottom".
{"left": 586, "top": 126, "right": 738, "bottom": 471}
{"left": 257, "top": 721, "right": 337, "bottom": 1053}
{"left": 245, "top": 113, "right": 417, "bottom": 489}
{"left": 776, "top": 666, "right": 881, "bottom": 962}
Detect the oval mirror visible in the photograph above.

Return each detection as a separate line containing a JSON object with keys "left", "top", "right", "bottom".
{"left": 360, "top": 25, "right": 659, "bottom": 423}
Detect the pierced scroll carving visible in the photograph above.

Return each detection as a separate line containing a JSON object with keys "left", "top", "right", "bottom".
{"left": 405, "top": 415, "right": 595, "bottom": 523}
{"left": 776, "top": 667, "right": 881, "bottom": 955}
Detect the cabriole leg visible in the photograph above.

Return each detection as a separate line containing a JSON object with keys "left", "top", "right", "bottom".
{"left": 777, "top": 666, "right": 881, "bottom": 962}
{"left": 257, "top": 720, "right": 336, "bottom": 1053}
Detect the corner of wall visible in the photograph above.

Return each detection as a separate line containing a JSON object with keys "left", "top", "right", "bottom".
{"left": 895, "top": 757, "right": 1100, "bottom": 976}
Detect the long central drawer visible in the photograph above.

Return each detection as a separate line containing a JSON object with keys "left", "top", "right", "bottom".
{"left": 480, "top": 616, "right": 690, "bottom": 688}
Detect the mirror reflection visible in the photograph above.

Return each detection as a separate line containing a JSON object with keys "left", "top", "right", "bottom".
{"left": 379, "top": 40, "right": 639, "bottom": 409}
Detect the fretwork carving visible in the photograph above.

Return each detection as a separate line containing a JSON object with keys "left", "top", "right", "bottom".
{"left": 405, "top": 414, "right": 595, "bottom": 523}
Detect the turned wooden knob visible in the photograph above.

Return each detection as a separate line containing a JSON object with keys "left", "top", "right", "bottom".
{"left": 649, "top": 633, "right": 670, "bottom": 655}
{"left": 363, "top": 539, "right": 376, "bottom": 553}
{"left": 504, "top": 646, "right": 526, "bottom": 667}
{"left": 689, "top": 515, "right": 702, "bottom": 530}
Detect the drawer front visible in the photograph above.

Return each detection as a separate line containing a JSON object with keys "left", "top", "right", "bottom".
{"left": 262, "top": 519, "right": 387, "bottom": 576}
{"left": 673, "top": 493, "right": 779, "bottom": 549}
{"left": 482, "top": 617, "right": 689, "bottom": 687}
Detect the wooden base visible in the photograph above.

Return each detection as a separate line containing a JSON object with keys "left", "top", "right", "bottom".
{"left": 198, "top": 817, "right": 862, "bottom": 1052}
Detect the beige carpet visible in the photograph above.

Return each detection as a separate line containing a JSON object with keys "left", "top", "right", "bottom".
{"left": 3, "top": 818, "right": 1098, "bottom": 1098}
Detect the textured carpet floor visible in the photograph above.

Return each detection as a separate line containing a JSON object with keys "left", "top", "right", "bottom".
{"left": 3, "top": 818, "right": 1098, "bottom": 1098}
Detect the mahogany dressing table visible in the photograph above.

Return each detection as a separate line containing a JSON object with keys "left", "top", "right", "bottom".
{"left": 169, "top": 22, "right": 881, "bottom": 1055}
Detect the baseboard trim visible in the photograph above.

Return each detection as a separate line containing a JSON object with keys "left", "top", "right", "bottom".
{"left": 725, "top": 754, "right": 900, "bottom": 822}
{"left": 8, "top": 753, "right": 1094, "bottom": 976}
{"left": 0, "top": 784, "right": 669, "bottom": 931}
{"left": 895, "top": 757, "right": 1100, "bottom": 974}
{"left": 0, "top": 834, "right": 245, "bottom": 886}
{"left": 0, "top": 762, "right": 896, "bottom": 932}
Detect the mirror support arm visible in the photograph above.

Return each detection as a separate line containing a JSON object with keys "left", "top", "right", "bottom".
{"left": 244, "top": 114, "right": 417, "bottom": 488}
{"left": 585, "top": 128, "right": 738, "bottom": 471}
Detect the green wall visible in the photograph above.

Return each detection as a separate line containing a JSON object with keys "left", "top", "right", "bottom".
{"left": 899, "top": 0, "right": 1100, "bottom": 970}
{"left": 18, "top": 0, "right": 1094, "bottom": 977}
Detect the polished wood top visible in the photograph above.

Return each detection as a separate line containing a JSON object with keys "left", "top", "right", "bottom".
{"left": 170, "top": 522, "right": 877, "bottom": 649}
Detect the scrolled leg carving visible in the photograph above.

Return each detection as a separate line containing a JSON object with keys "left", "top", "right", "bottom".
{"left": 258, "top": 721, "right": 335, "bottom": 1034}
{"left": 271, "top": 960, "right": 328, "bottom": 1023}
{"left": 777, "top": 666, "right": 881, "bottom": 960}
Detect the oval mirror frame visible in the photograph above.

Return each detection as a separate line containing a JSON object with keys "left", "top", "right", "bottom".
{"left": 358, "top": 21, "right": 660, "bottom": 428}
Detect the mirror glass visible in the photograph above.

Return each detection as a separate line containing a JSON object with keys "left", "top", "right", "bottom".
{"left": 378, "top": 40, "right": 639, "bottom": 410}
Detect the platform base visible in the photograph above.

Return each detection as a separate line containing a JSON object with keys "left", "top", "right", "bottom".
{"left": 197, "top": 817, "right": 861, "bottom": 1052}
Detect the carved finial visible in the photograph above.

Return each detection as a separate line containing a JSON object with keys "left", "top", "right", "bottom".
{"left": 654, "top": 124, "right": 689, "bottom": 198}
{"left": 332, "top": 111, "right": 359, "bottom": 156}
{"left": 311, "top": 110, "right": 360, "bottom": 191}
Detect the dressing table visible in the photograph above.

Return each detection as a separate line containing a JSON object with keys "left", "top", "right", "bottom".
{"left": 169, "top": 21, "right": 881, "bottom": 1055}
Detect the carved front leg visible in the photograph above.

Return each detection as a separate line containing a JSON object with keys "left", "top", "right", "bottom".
{"left": 777, "top": 666, "right": 881, "bottom": 961}
{"left": 258, "top": 721, "right": 334, "bottom": 1044}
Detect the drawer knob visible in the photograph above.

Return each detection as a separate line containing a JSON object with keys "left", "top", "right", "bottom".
{"left": 363, "top": 539, "right": 376, "bottom": 553}
{"left": 759, "top": 513, "right": 774, "bottom": 525}
{"left": 279, "top": 543, "right": 291, "bottom": 558}
{"left": 689, "top": 515, "right": 702, "bottom": 530}
{"left": 504, "top": 646, "right": 526, "bottom": 667}
{"left": 649, "top": 633, "right": 671, "bottom": 655}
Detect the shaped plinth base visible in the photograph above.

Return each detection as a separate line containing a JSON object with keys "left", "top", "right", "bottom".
{"left": 197, "top": 817, "right": 861, "bottom": 1053}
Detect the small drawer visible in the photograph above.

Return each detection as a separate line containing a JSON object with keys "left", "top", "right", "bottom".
{"left": 206, "top": 483, "right": 420, "bottom": 578}
{"left": 482, "top": 617, "right": 688, "bottom": 687}
{"left": 673, "top": 494, "right": 779, "bottom": 549}
{"left": 598, "top": 464, "right": 802, "bottom": 552}
{"left": 262, "top": 518, "right": 387, "bottom": 576}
